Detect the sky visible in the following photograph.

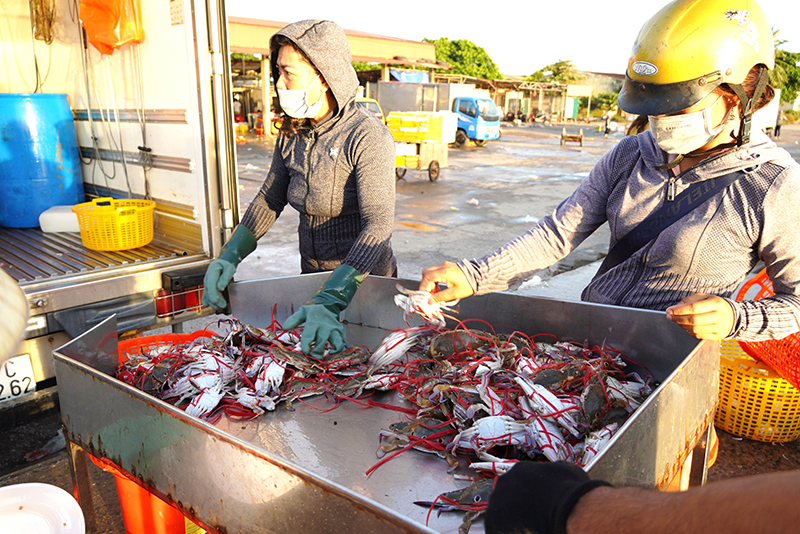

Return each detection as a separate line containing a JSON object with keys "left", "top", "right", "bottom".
{"left": 225, "top": 0, "right": 800, "bottom": 76}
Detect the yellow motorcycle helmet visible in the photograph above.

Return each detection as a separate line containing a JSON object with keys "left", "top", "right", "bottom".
{"left": 618, "top": 0, "right": 774, "bottom": 123}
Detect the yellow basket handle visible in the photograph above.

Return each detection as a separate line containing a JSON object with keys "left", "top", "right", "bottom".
{"left": 731, "top": 356, "right": 781, "bottom": 378}
{"left": 91, "top": 197, "right": 117, "bottom": 212}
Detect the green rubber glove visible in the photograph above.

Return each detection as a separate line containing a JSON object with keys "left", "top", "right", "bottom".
{"left": 202, "top": 225, "right": 257, "bottom": 311}
{"left": 282, "top": 264, "right": 366, "bottom": 358}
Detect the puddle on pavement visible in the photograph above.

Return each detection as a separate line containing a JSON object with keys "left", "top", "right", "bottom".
{"left": 509, "top": 147, "right": 603, "bottom": 163}
{"left": 454, "top": 165, "right": 588, "bottom": 183}
{"left": 489, "top": 137, "right": 608, "bottom": 161}
{"left": 549, "top": 171, "right": 591, "bottom": 181}
{"left": 396, "top": 221, "right": 436, "bottom": 231}
{"left": 508, "top": 215, "right": 541, "bottom": 225}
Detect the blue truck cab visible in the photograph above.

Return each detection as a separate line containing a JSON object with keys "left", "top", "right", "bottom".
{"left": 452, "top": 96, "right": 501, "bottom": 147}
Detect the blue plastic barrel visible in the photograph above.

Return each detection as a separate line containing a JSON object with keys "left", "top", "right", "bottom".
{"left": 0, "top": 93, "right": 84, "bottom": 228}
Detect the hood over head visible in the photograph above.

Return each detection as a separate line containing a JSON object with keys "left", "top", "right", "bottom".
{"left": 270, "top": 20, "right": 359, "bottom": 115}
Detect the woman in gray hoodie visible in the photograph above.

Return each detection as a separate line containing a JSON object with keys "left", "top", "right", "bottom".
{"left": 203, "top": 20, "right": 396, "bottom": 357}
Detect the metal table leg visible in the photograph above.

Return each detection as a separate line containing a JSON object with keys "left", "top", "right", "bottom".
{"left": 66, "top": 436, "right": 97, "bottom": 534}
{"left": 688, "top": 422, "right": 713, "bottom": 487}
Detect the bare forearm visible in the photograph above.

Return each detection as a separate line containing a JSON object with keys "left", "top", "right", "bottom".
{"left": 568, "top": 471, "right": 800, "bottom": 534}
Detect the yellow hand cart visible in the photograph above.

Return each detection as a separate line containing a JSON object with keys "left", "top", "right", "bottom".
{"left": 394, "top": 141, "right": 447, "bottom": 181}
{"left": 388, "top": 112, "right": 449, "bottom": 182}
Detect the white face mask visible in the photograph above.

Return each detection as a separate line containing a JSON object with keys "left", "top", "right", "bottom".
{"left": 277, "top": 75, "right": 325, "bottom": 119}
{"left": 648, "top": 97, "right": 729, "bottom": 155}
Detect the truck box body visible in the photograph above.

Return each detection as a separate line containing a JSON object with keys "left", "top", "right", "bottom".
{"left": 1, "top": 0, "right": 238, "bottom": 389}
{"left": 752, "top": 88, "right": 782, "bottom": 134}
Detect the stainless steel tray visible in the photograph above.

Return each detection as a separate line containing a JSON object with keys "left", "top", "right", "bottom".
{"left": 54, "top": 274, "right": 719, "bottom": 534}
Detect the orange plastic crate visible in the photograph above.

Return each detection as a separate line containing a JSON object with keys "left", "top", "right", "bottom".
{"left": 736, "top": 269, "right": 800, "bottom": 389}
{"left": 111, "top": 332, "right": 219, "bottom": 532}
{"left": 90, "top": 454, "right": 189, "bottom": 534}
{"left": 118, "top": 330, "right": 218, "bottom": 363}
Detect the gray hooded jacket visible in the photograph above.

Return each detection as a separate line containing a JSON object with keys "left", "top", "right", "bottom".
{"left": 459, "top": 129, "right": 800, "bottom": 342}
{"left": 240, "top": 20, "right": 396, "bottom": 276}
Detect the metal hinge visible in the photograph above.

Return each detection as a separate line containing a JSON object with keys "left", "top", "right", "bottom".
{"left": 221, "top": 208, "right": 235, "bottom": 230}
{"left": 211, "top": 52, "right": 225, "bottom": 76}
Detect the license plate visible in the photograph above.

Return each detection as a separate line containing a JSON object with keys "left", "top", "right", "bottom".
{"left": 0, "top": 354, "right": 36, "bottom": 403}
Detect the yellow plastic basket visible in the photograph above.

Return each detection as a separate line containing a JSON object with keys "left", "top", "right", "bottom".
{"left": 72, "top": 197, "right": 155, "bottom": 251}
{"left": 395, "top": 155, "right": 420, "bottom": 168}
{"left": 715, "top": 339, "right": 800, "bottom": 443}
{"left": 387, "top": 112, "right": 444, "bottom": 143}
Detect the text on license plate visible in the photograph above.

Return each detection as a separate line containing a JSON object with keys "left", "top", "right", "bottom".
{"left": 0, "top": 354, "right": 36, "bottom": 403}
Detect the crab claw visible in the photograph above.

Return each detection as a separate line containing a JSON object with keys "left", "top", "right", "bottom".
{"left": 393, "top": 284, "right": 458, "bottom": 328}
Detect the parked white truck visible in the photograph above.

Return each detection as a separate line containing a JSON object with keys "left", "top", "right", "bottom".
{"left": 1, "top": 0, "right": 238, "bottom": 401}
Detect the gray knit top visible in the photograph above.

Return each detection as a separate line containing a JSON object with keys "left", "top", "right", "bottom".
{"left": 240, "top": 20, "right": 396, "bottom": 276}
{"left": 459, "top": 130, "right": 800, "bottom": 342}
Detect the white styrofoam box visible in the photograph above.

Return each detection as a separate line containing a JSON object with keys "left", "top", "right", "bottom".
{"left": 434, "top": 111, "right": 458, "bottom": 144}
{"left": 395, "top": 142, "right": 417, "bottom": 156}
{"left": 39, "top": 205, "right": 81, "bottom": 233}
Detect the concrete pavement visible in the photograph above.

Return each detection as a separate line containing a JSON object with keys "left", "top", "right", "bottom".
{"left": 234, "top": 121, "right": 613, "bottom": 287}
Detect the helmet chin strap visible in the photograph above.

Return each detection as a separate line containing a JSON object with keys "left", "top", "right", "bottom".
{"left": 728, "top": 65, "right": 770, "bottom": 147}
{"left": 655, "top": 154, "right": 686, "bottom": 172}
{"left": 655, "top": 138, "right": 738, "bottom": 171}
{"left": 656, "top": 66, "right": 770, "bottom": 172}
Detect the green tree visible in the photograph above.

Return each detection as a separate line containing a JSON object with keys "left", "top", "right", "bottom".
{"left": 772, "top": 51, "right": 800, "bottom": 105}
{"left": 352, "top": 61, "right": 379, "bottom": 72}
{"left": 231, "top": 53, "right": 261, "bottom": 62}
{"left": 579, "top": 92, "right": 619, "bottom": 117}
{"left": 526, "top": 60, "right": 585, "bottom": 84}
{"left": 423, "top": 37, "right": 501, "bottom": 80}
{"left": 769, "top": 30, "right": 800, "bottom": 105}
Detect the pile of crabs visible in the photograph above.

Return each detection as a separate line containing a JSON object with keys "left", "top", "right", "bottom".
{"left": 117, "top": 286, "right": 653, "bottom": 530}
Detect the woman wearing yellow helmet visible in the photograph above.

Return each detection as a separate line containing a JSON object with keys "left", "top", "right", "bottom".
{"left": 453, "top": 1, "right": 800, "bottom": 532}
{"left": 618, "top": 0, "right": 775, "bottom": 169}
{"left": 419, "top": 0, "right": 800, "bottom": 348}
